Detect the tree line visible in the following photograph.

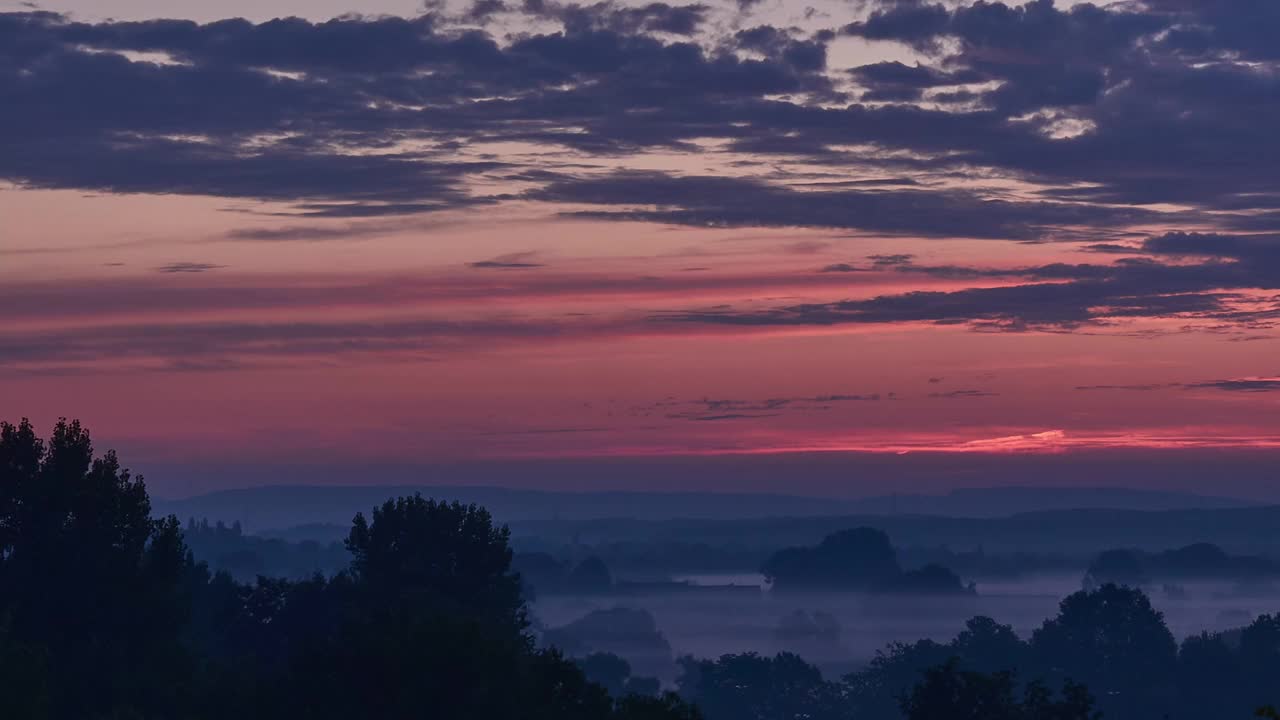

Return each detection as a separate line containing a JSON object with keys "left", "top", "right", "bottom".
{"left": 2, "top": 419, "right": 1276, "bottom": 719}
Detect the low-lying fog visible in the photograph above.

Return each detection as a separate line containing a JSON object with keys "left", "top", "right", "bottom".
{"left": 532, "top": 574, "right": 1280, "bottom": 680}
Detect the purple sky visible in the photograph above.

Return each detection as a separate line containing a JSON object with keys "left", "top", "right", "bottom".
{"left": 4, "top": 0, "right": 1280, "bottom": 498}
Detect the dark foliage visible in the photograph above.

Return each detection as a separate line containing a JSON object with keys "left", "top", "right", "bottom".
{"left": 900, "top": 660, "right": 1099, "bottom": 720}
{"left": 545, "top": 607, "right": 675, "bottom": 680}
{"left": 1030, "top": 584, "right": 1178, "bottom": 718}
{"left": 1085, "top": 543, "right": 1280, "bottom": 590}
{"left": 677, "top": 652, "right": 847, "bottom": 720}
{"left": 0, "top": 418, "right": 192, "bottom": 719}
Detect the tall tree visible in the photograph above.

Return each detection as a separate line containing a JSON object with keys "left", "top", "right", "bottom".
{"left": 1031, "top": 584, "right": 1177, "bottom": 719}
{"left": 0, "top": 418, "right": 193, "bottom": 719}
{"left": 346, "top": 494, "right": 528, "bottom": 634}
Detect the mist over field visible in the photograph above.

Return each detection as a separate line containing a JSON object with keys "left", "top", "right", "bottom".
{"left": 166, "top": 483, "right": 1280, "bottom": 687}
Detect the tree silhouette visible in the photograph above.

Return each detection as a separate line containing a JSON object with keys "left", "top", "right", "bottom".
{"left": 901, "top": 660, "right": 1099, "bottom": 720}
{"left": 545, "top": 608, "right": 675, "bottom": 680}
{"left": 1239, "top": 614, "right": 1280, "bottom": 712}
{"left": 1179, "top": 631, "right": 1243, "bottom": 718}
{"left": 843, "top": 617, "right": 1028, "bottom": 719}
{"left": 221, "top": 495, "right": 696, "bottom": 720}
{"left": 845, "top": 639, "right": 954, "bottom": 719}
{"left": 346, "top": 494, "right": 528, "bottom": 634}
{"left": 762, "top": 527, "right": 902, "bottom": 591}
{"left": 1031, "top": 583, "right": 1177, "bottom": 719}
{"left": 951, "top": 616, "right": 1028, "bottom": 675}
{"left": 1082, "top": 549, "right": 1147, "bottom": 590}
{"left": 615, "top": 692, "right": 703, "bottom": 720}
{"left": 0, "top": 418, "right": 193, "bottom": 719}
{"left": 0, "top": 619, "right": 50, "bottom": 719}
{"left": 20, "top": 417, "right": 1280, "bottom": 720}
{"left": 567, "top": 555, "right": 615, "bottom": 593}
{"left": 677, "top": 652, "right": 845, "bottom": 720}
{"left": 580, "top": 652, "right": 638, "bottom": 697}
{"left": 891, "top": 563, "right": 975, "bottom": 595}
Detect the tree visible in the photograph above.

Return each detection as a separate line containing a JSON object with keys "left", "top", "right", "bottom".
{"left": 900, "top": 660, "right": 1021, "bottom": 720}
{"left": 0, "top": 418, "right": 193, "bottom": 719}
{"left": 579, "top": 652, "right": 663, "bottom": 699}
{"left": 567, "top": 555, "right": 615, "bottom": 593}
{"left": 1082, "top": 549, "right": 1147, "bottom": 590}
{"left": 615, "top": 692, "right": 703, "bottom": 720}
{"left": 900, "top": 660, "right": 1099, "bottom": 720}
{"left": 845, "top": 639, "right": 954, "bottom": 719}
{"left": 1178, "top": 631, "right": 1243, "bottom": 719}
{"left": 210, "top": 492, "right": 703, "bottom": 720}
{"left": 1239, "top": 614, "right": 1280, "bottom": 711}
{"left": 891, "top": 563, "right": 975, "bottom": 595}
{"left": 762, "top": 527, "right": 901, "bottom": 591}
{"left": 0, "top": 619, "right": 50, "bottom": 720}
{"left": 1031, "top": 584, "right": 1177, "bottom": 719}
{"left": 951, "top": 616, "right": 1028, "bottom": 675}
{"left": 773, "top": 610, "right": 842, "bottom": 658}
{"left": 580, "top": 652, "right": 637, "bottom": 697}
{"left": 677, "top": 652, "right": 845, "bottom": 720}
{"left": 545, "top": 608, "right": 674, "bottom": 680}
{"left": 346, "top": 494, "right": 527, "bottom": 634}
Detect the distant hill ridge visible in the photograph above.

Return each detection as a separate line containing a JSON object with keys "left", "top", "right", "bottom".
{"left": 152, "top": 484, "right": 1257, "bottom": 533}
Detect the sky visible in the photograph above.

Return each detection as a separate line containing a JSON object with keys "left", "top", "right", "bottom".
{"left": 3, "top": 0, "right": 1280, "bottom": 498}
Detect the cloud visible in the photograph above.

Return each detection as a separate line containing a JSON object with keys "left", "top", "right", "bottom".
{"left": 1082, "top": 243, "right": 1140, "bottom": 254}
{"left": 4, "top": 1, "right": 1280, "bottom": 361}
{"left": 0, "top": 3, "right": 1277, "bottom": 233}
{"left": 1075, "top": 383, "right": 1177, "bottom": 392}
{"left": 156, "top": 262, "right": 224, "bottom": 273}
{"left": 783, "top": 240, "right": 832, "bottom": 255}
{"left": 868, "top": 254, "right": 915, "bottom": 267}
{"left": 467, "top": 252, "right": 545, "bottom": 269}
{"left": 654, "top": 273, "right": 1252, "bottom": 332}
{"left": 1076, "top": 377, "right": 1280, "bottom": 393}
{"left": 633, "top": 392, "right": 883, "bottom": 421}
{"left": 849, "top": 60, "right": 985, "bottom": 102}
{"left": 651, "top": 225, "right": 1280, "bottom": 333}
{"left": 0, "top": 314, "right": 605, "bottom": 372}
{"left": 1186, "top": 378, "right": 1280, "bottom": 393}
{"left": 929, "top": 389, "right": 998, "bottom": 399}
{"left": 535, "top": 171, "right": 1166, "bottom": 240}
{"left": 223, "top": 220, "right": 432, "bottom": 242}
{"left": 522, "top": 1, "right": 713, "bottom": 36}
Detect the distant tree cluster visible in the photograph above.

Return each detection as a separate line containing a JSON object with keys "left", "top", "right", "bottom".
{"left": 513, "top": 551, "right": 616, "bottom": 597}
{"left": 762, "top": 527, "right": 975, "bottom": 595}
{"left": 183, "top": 517, "right": 350, "bottom": 580}
{"left": 682, "top": 582, "right": 1280, "bottom": 720}
{"left": 897, "top": 545, "right": 1081, "bottom": 580}
{"left": 773, "top": 609, "right": 842, "bottom": 657}
{"left": 1084, "top": 543, "right": 1280, "bottom": 590}
{"left": 544, "top": 607, "right": 675, "bottom": 680}
{"left": 520, "top": 540, "right": 766, "bottom": 576}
